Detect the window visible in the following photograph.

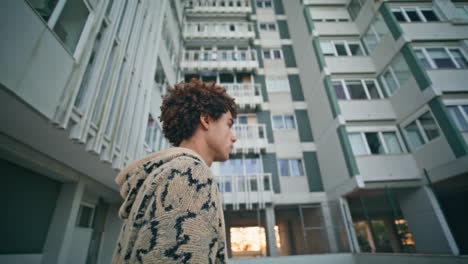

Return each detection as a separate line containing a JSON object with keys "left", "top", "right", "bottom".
{"left": 447, "top": 104, "right": 468, "bottom": 131}
{"left": 76, "top": 204, "right": 95, "bottom": 228}
{"left": 312, "top": 18, "right": 350, "bottom": 22}
{"left": 320, "top": 40, "right": 366, "bottom": 56}
{"left": 256, "top": 0, "right": 273, "bottom": 8}
{"left": 379, "top": 53, "right": 411, "bottom": 96}
{"left": 391, "top": 7, "right": 439, "bottom": 22}
{"left": 259, "top": 22, "right": 277, "bottom": 32}
{"left": 272, "top": 114, "right": 296, "bottom": 129}
{"left": 219, "top": 156, "right": 262, "bottom": 175}
{"left": 348, "top": 131, "right": 405, "bottom": 155}
{"left": 362, "top": 14, "right": 389, "bottom": 54}
{"left": 348, "top": 0, "right": 365, "bottom": 20}
{"left": 263, "top": 49, "right": 282, "bottom": 59}
{"left": 414, "top": 47, "right": 468, "bottom": 69}
{"left": 404, "top": 111, "right": 440, "bottom": 149}
{"left": 332, "top": 79, "right": 383, "bottom": 100}
{"left": 278, "top": 159, "right": 304, "bottom": 176}
{"left": 53, "top": 0, "right": 91, "bottom": 53}
{"left": 456, "top": 6, "right": 468, "bottom": 20}
{"left": 266, "top": 77, "right": 290, "bottom": 92}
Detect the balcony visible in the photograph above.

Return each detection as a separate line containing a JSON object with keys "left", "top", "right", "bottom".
{"left": 217, "top": 173, "right": 274, "bottom": 210}
{"left": 232, "top": 124, "right": 268, "bottom": 153}
{"left": 183, "top": 22, "right": 255, "bottom": 40}
{"left": 222, "top": 83, "right": 263, "bottom": 109}
{"left": 355, "top": 154, "right": 420, "bottom": 182}
{"left": 181, "top": 50, "right": 259, "bottom": 72}
{"left": 185, "top": 0, "right": 252, "bottom": 14}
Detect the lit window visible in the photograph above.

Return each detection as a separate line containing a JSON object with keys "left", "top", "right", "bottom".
{"left": 278, "top": 159, "right": 304, "bottom": 176}
{"left": 404, "top": 111, "right": 440, "bottom": 150}
{"left": 272, "top": 114, "right": 296, "bottom": 130}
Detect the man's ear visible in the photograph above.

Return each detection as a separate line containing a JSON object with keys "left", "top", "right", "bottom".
{"left": 200, "top": 114, "right": 211, "bottom": 130}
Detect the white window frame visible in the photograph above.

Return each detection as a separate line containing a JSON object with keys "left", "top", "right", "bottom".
{"left": 271, "top": 114, "right": 297, "bottom": 130}
{"left": 347, "top": 128, "right": 407, "bottom": 156}
{"left": 256, "top": 0, "right": 273, "bottom": 8}
{"left": 277, "top": 158, "right": 306, "bottom": 177}
{"left": 444, "top": 100, "right": 468, "bottom": 132}
{"left": 391, "top": 6, "right": 439, "bottom": 23}
{"left": 333, "top": 79, "right": 384, "bottom": 100}
{"left": 258, "top": 22, "right": 277, "bottom": 32}
{"left": 262, "top": 48, "right": 283, "bottom": 59}
{"left": 413, "top": 47, "right": 468, "bottom": 69}
{"left": 45, "top": 0, "right": 94, "bottom": 58}
{"left": 402, "top": 110, "right": 441, "bottom": 150}
{"left": 76, "top": 202, "right": 96, "bottom": 229}
{"left": 320, "top": 40, "right": 366, "bottom": 57}
{"left": 218, "top": 155, "right": 264, "bottom": 176}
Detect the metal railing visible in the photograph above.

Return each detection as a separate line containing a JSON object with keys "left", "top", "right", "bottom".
{"left": 183, "top": 22, "right": 254, "bottom": 37}
{"left": 217, "top": 173, "right": 273, "bottom": 210}
{"left": 186, "top": 0, "right": 252, "bottom": 12}
{"left": 182, "top": 49, "right": 257, "bottom": 62}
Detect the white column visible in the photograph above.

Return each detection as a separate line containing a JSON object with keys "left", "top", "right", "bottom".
{"left": 265, "top": 205, "right": 279, "bottom": 257}
{"left": 41, "top": 180, "right": 85, "bottom": 264}
{"left": 321, "top": 202, "right": 339, "bottom": 253}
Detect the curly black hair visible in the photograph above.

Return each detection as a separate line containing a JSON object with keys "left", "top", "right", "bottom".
{"left": 159, "top": 79, "right": 237, "bottom": 146}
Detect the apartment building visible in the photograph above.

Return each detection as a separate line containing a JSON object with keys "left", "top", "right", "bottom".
{"left": 292, "top": 0, "right": 468, "bottom": 256}
{"left": 1, "top": 0, "right": 468, "bottom": 263}
{"left": 0, "top": 0, "right": 180, "bottom": 263}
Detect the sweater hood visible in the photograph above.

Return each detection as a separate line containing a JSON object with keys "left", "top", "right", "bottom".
{"left": 115, "top": 147, "right": 206, "bottom": 219}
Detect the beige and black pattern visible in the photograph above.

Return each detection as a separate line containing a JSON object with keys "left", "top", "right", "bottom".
{"left": 112, "top": 148, "right": 227, "bottom": 264}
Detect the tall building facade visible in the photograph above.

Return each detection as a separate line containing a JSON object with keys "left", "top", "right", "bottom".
{"left": 1, "top": 0, "right": 182, "bottom": 263}
{"left": 1, "top": 0, "right": 468, "bottom": 263}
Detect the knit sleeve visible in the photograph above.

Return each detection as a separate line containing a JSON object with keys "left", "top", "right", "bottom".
{"left": 127, "top": 158, "right": 224, "bottom": 264}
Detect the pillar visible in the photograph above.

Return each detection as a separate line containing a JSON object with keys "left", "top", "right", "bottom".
{"left": 265, "top": 205, "right": 279, "bottom": 257}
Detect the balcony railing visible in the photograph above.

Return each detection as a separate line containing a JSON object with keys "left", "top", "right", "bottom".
{"left": 217, "top": 173, "right": 273, "bottom": 210}
{"left": 183, "top": 22, "right": 255, "bottom": 39}
{"left": 222, "top": 83, "right": 263, "bottom": 109}
{"left": 232, "top": 124, "right": 267, "bottom": 153}
{"left": 181, "top": 50, "right": 259, "bottom": 72}
{"left": 186, "top": 0, "right": 252, "bottom": 14}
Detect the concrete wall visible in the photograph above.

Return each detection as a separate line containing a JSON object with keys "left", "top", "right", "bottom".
{"left": 401, "top": 23, "right": 468, "bottom": 41}
{"left": 355, "top": 154, "right": 420, "bottom": 182}
{"left": 315, "top": 22, "right": 359, "bottom": 36}
{"left": 325, "top": 57, "right": 376, "bottom": 74}
{"left": 428, "top": 70, "right": 468, "bottom": 93}
{"left": 339, "top": 100, "right": 396, "bottom": 121}
{"left": 0, "top": 0, "right": 74, "bottom": 119}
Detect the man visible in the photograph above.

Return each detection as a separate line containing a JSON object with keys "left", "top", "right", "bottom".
{"left": 112, "top": 79, "right": 237, "bottom": 263}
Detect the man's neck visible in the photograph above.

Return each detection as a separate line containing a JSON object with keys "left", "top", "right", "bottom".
{"left": 179, "top": 139, "right": 213, "bottom": 167}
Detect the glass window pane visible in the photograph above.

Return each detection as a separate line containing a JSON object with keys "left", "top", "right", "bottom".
{"left": 404, "top": 8, "right": 422, "bottom": 22}
{"left": 245, "top": 158, "right": 261, "bottom": 174}
{"left": 392, "top": 9, "right": 406, "bottom": 22}
{"left": 53, "top": 0, "right": 90, "bottom": 52}
{"left": 349, "top": 133, "right": 368, "bottom": 155}
{"left": 28, "top": 0, "right": 60, "bottom": 21}
{"left": 260, "top": 24, "right": 267, "bottom": 30}
{"left": 268, "top": 23, "right": 276, "bottom": 31}
{"left": 365, "top": 80, "right": 381, "bottom": 99}
{"left": 333, "top": 81, "right": 347, "bottom": 99}
{"left": 421, "top": 9, "right": 439, "bottom": 21}
{"left": 335, "top": 43, "right": 348, "bottom": 56}
{"left": 427, "top": 48, "right": 456, "bottom": 68}
{"left": 449, "top": 49, "right": 468, "bottom": 68}
{"left": 273, "top": 50, "right": 282, "bottom": 59}
{"left": 290, "top": 160, "right": 304, "bottom": 176}
{"left": 392, "top": 55, "right": 411, "bottom": 87}
{"left": 363, "top": 27, "right": 378, "bottom": 53}
{"left": 383, "top": 132, "right": 403, "bottom": 154}
{"left": 365, "top": 132, "right": 385, "bottom": 154}
{"left": 419, "top": 112, "right": 440, "bottom": 141}
{"left": 348, "top": 43, "right": 364, "bottom": 56}
{"left": 284, "top": 115, "right": 295, "bottom": 129}
{"left": 382, "top": 69, "right": 399, "bottom": 95}
{"left": 346, "top": 80, "right": 367, "bottom": 99}
{"left": 447, "top": 106, "right": 468, "bottom": 131}
{"left": 278, "top": 160, "right": 290, "bottom": 176}
{"left": 273, "top": 115, "right": 284, "bottom": 129}
{"left": 405, "top": 121, "right": 424, "bottom": 148}
{"left": 415, "top": 49, "right": 432, "bottom": 69}
{"left": 321, "top": 41, "right": 335, "bottom": 56}
{"left": 264, "top": 0, "right": 272, "bottom": 8}
{"left": 263, "top": 50, "right": 271, "bottom": 59}
{"left": 456, "top": 7, "right": 468, "bottom": 20}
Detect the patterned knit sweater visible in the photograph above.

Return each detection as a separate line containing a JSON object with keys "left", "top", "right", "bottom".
{"left": 112, "top": 147, "right": 227, "bottom": 263}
